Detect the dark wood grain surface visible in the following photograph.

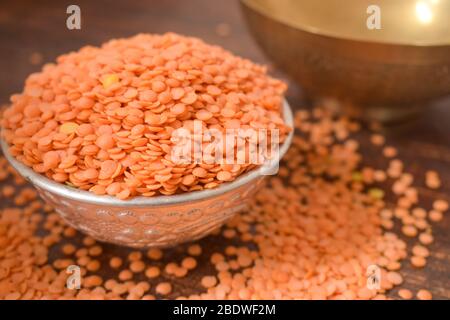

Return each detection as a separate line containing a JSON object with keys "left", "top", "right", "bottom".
{"left": 0, "top": 0, "right": 449, "bottom": 299}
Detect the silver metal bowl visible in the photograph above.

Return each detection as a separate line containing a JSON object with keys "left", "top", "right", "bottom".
{"left": 1, "top": 101, "right": 293, "bottom": 248}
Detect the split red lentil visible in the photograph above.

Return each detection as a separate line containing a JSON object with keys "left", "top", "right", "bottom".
{"left": 1, "top": 33, "right": 289, "bottom": 200}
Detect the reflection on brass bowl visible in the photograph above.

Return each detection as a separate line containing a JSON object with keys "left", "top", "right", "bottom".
{"left": 241, "top": 0, "right": 450, "bottom": 122}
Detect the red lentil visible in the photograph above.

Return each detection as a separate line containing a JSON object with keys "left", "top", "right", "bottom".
{"left": 181, "top": 257, "right": 197, "bottom": 270}
{"left": 417, "top": 289, "right": 432, "bottom": 300}
{"left": 1, "top": 33, "right": 289, "bottom": 199}
{"left": 145, "top": 266, "right": 161, "bottom": 279}
{"left": 187, "top": 244, "right": 202, "bottom": 256}
{"left": 411, "top": 256, "right": 426, "bottom": 268}
{"left": 398, "top": 289, "right": 413, "bottom": 300}
{"left": 155, "top": 282, "right": 172, "bottom": 296}
{"left": 109, "top": 257, "right": 123, "bottom": 269}
{"left": 201, "top": 276, "right": 217, "bottom": 289}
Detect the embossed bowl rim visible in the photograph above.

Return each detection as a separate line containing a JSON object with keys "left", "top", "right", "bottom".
{"left": 1, "top": 100, "right": 293, "bottom": 207}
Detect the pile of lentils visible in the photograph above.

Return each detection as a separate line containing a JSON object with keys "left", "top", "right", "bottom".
{"left": 0, "top": 103, "right": 446, "bottom": 300}
{"left": 1, "top": 33, "right": 289, "bottom": 200}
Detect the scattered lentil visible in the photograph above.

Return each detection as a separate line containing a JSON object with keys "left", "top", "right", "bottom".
{"left": 398, "top": 289, "right": 413, "bottom": 300}
{"left": 425, "top": 171, "right": 441, "bottom": 189}
{"left": 109, "top": 257, "right": 123, "bottom": 269}
{"left": 181, "top": 257, "right": 197, "bottom": 270}
{"left": 147, "top": 248, "right": 163, "bottom": 261}
{"left": 411, "top": 256, "right": 427, "bottom": 268}
{"left": 187, "top": 244, "right": 202, "bottom": 256}
{"left": 417, "top": 289, "right": 432, "bottom": 300}
{"left": 155, "top": 282, "right": 172, "bottom": 296}
{"left": 419, "top": 233, "right": 434, "bottom": 245}
{"left": 429, "top": 210, "right": 443, "bottom": 222}
{"left": 145, "top": 266, "right": 161, "bottom": 279}
{"left": 201, "top": 276, "right": 217, "bottom": 289}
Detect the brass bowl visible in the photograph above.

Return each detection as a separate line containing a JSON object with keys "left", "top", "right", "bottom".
{"left": 241, "top": 0, "right": 450, "bottom": 122}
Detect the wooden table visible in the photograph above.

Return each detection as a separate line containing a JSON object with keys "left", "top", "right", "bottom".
{"left": 0, "top": 0, "right": 448, "bottom": 299}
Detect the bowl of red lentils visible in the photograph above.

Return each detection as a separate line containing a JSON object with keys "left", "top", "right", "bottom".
{"left": 0, "top": 33, "right": 293, "bottom": 248}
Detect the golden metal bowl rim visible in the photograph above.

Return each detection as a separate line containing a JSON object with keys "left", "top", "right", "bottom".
{"left": 1, "top": 100, "right": 294, "bottom": 207}
{"left": 240, "top": 0, "right": 450, "bottom": 47}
